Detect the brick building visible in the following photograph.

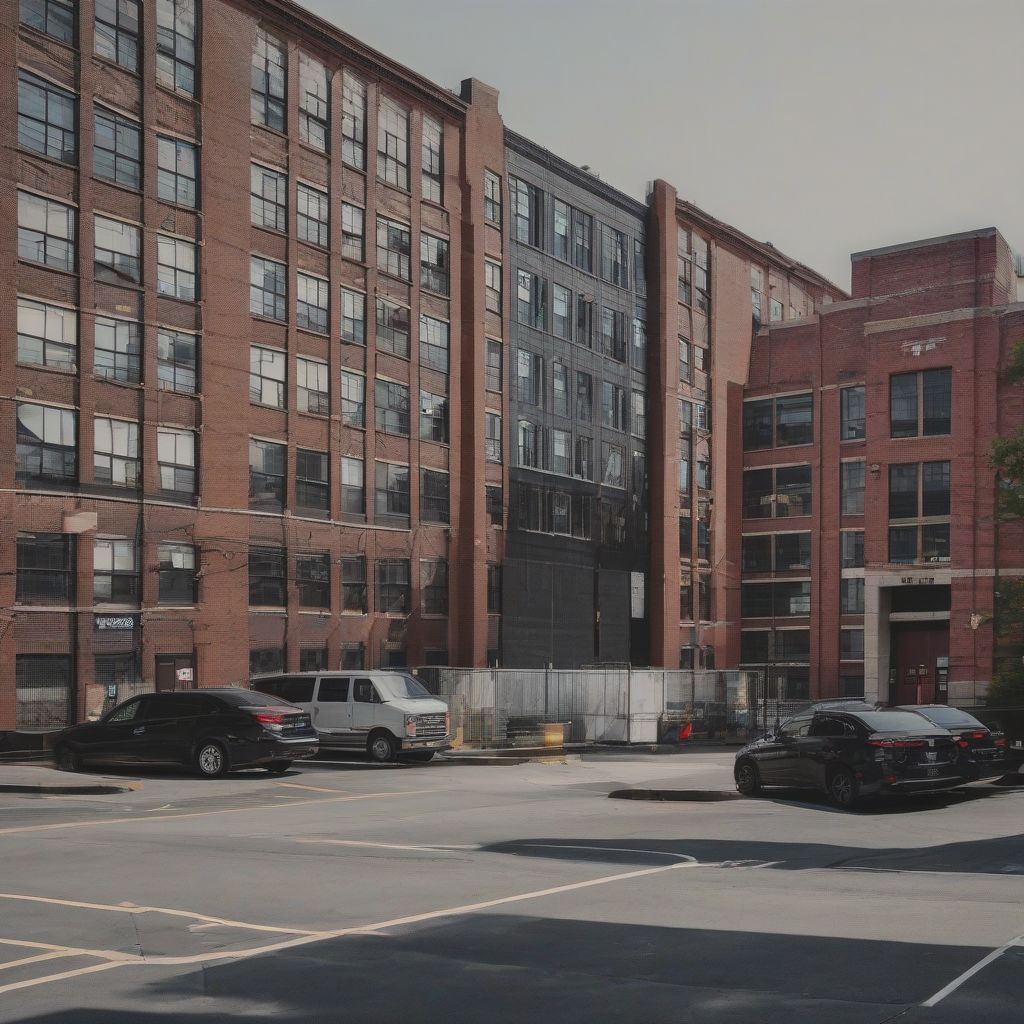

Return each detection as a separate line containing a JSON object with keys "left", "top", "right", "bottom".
{"left": 2, "top": 0, "right": 1020, "bottom": 741}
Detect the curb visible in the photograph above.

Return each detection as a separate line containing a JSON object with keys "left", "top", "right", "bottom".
{"left": 0, "top": 782, "right": 140, "bottom": 795}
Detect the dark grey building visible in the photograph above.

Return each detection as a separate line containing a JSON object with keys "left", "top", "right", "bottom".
{"left": 502, "top": 131, "right": 649, "bottom": 667}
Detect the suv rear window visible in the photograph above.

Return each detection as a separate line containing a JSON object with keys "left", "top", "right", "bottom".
{"left": 255, "top": 678, "right": 315, "bottom": 704}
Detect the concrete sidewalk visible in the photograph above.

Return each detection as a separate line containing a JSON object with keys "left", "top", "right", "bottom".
{"left": 0, "top": 763, "right": 141, "bottom": 795}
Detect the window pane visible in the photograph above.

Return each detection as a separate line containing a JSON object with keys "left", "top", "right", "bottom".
{"left": 923, "top": 369, "right": 951, "bottom": 436}
{"left": 890, "top": 373, "right": 918, "bottom": 438}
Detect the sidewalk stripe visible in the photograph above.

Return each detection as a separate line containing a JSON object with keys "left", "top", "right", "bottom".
{"left": 922, "top": 934, "right": 1024, "bottom": 1006}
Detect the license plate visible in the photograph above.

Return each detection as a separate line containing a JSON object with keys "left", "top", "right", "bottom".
{"left": 925, "top": 752, "right": 937, "bottom": 763}
{"left": 926, "top": 767, "right": 939, "bottom": 777}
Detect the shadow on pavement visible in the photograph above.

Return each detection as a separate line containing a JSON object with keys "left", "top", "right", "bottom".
{"left": 5, "top": 915, "right": 1002, "bottom": 1024}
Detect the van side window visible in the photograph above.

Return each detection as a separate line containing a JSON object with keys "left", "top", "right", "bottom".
{"left": 353, "top": 679, "right": 381, "bottom": 704}
{"left": 318, "top": 678, "right": 349, "bottom": 703}
{"left": 259, "top": 678, "right": 315, "bottom": 703}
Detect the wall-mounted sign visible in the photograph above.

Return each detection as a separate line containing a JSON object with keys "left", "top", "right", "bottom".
{"left": 176, "top": 668, "right": 194, "bottom": 683}
{"left": 900, "top": 576, "right": 935, "bottom": 585}
{"left": 95, "top": 615, "right": 137, "bottom": 631}
{"left": 630, "top": 572, "right": 645, "bottom": 619}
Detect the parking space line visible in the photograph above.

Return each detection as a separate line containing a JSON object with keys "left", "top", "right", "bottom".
{"left": 0, "top": 961, "right": 124, "bottom": 996}
{"left": 0, "top": 894, "right": 319, "bottom": 936}
{"left": 273, "top": 781, "right": 352, "bottom": 794}
{"left": 0, "top": 951, "right": 70, "bottom": 972}
{"left": 0, "top": 789, "right": 437, "bottom": 837}
{"left": 922, "top": 933, "right": 1024, "bottom": 1006}
{"left": 295, "top": 838, "right": 478, "bottom": 852}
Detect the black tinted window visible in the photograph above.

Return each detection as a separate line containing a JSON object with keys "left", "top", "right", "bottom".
{"left": 257, "top": 678, "right": 315, "bottom": 704}
{"left": 149, "top": 696, "right": 211, "bottom": 719}
{"left": 317, "top": 678, "right": 349, "bottom": 702}
{"left": 779, "top": 716, "right": 811, "bottom": 738}
{"left": 353, "top": 679, "right": 381, "bottom": 703}
{"left": 106, "top": 697, "right": 144, "bottom": 722}
{"left": 810, "top": 716, "right": 855, "bottom": 738}
{"left": 215, "top": 688, "right": 294, "bottom": 708}
{"left": 855, "top": 711, "right": 945, "bottom": 733}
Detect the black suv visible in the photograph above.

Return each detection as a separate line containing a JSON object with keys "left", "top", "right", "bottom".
{"left": 897, "top": 705, "right": 1009, "bottom": 780}
{"left": 53, "top": 688, "right": 319, "bottom": 777}
{"left": 734, "top": 701, "right": 963, "bottom": 808}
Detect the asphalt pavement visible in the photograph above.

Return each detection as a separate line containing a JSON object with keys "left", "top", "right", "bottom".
{"left": 0, "top": 750, "right": 1022, "bottom": 1022}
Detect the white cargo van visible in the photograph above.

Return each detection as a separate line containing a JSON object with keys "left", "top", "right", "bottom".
{"left": 251, "top": 672, "right": 451, "bottom": 763}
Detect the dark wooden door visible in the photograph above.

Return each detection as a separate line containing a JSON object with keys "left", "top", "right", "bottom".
{"left": 891, "top": 624, "right": 949, "bottom": 705}
{"left": 155, "top": 654, "right": 195, "bottom": 692}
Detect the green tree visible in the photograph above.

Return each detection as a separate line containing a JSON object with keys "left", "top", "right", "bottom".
{"left": 989, "top": 340, "right": 1024, "bottom": 707}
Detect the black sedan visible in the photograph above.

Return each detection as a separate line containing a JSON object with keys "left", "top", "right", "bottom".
{"left": 734, "top": 702, "right": 964, "bottom": 808}
{"left": 897, "top": 704, "right": 1009, "bottom": 780}
{"left": 53, "top": 688, "right": 319, "bottom": 777}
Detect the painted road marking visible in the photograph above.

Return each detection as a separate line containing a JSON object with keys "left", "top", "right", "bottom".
{"left": 273, "top": 781, "right": 351, "bottom": 795}
{"left": 0, "top": 950, "right": 70, "bottom": 972}
{"left": 0, "top": 961, "right": 124, "bottom": 996}
{"left": 922, "top": 933, "right": 1024, "bottom": 1006}
{"left": 0, "top": 789, "right": 437, "bottom": 837}
{"left": 295, "top": 838, "right": 479, "bottom": 852}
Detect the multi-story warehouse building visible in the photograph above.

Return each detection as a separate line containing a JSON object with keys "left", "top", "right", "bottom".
{"left": 1, "top": 0, "right": 1020, "bottom": 742}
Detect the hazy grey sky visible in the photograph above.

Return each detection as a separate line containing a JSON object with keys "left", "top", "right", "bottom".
{"left": 305, "top": 0, "right": 1023, "bottom": 290}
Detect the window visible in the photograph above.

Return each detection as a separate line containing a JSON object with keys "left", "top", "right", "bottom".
{"left": 374, "top": 462, "right": 410, "bottom": 520}
{"left": 250, "top": 256, "right": 286, "bottom": 320}
{"left": 16, "top": 403, "right": 76, "bottom": 483}
{"left": 600, "top": 224, "right": 628, "bottom": 287}
{"left": 840, "top": 461, "right": 865, "bottom": 515}
{"left": 698, "top": 576, "right": 713, "bottom": 621}
{"left": 419, "top": 390, "right": 448, "bottom": 443}
{"left": 94, "top": 216, "right": 140, "bottom": 286}
{"left": 634, "top": 237, "right": 647, "bottom": 292}
{"left": 679, "top": 447, "right": 690, "bottom": 497}
{"left": 94, "top": 417, "right": 139, "bottom": 488}
{"left": 573, "top": 210, "right": 593, "bottom": 271}
{"left": 157, "top": 235, "right": 197, "bottom": 301}
{"left": 602, "top": 382, "right": 626, "bottom": 431}
{"left": 576, "top": 295, "right": 593, "bottom": 347}
{"left": 517, "top": 270, "right": 546, "bottom": 329}
{"left": 552, "top": 492, "right": 570, "bottom": 535}
{"left": 376, "top": 559, "right": 411, "bottom": 613}
{"left": 694, "top": 346, "right": 707, "bottom": 374}
{"left": 751, "top": 266, "right": 763, "bottom": 326}
{"left": 551, "top": 362, "right": 569, "bottom": 417}
{"left": 156, "top": 0, "right": 196, "bottom": 95}
{"left": 553, "top": 200, "right": 570, "bottom": 261}
{"left": 375, "top": 379, "right": 410, "bottom": 435}
{"left": 680, "top": 400, "right": 692, "bottom": 435}
{"left": 840, "top": 386, "right": 865, "bottom": 441}
{"left": 414, "top": 314, "right": 449, "bottom": 374}
{"left": 602, "top": 442, "right": 625, "bottom": 488}
{"left": 296, "top": 273, "right": 328, "bottom": 333}
{"left": 17, "top": 297, "right": 76, "bottom": 370}
{"left": 574, "top": 435, "right": 593, "bottom": 480}
{"left": 157, "top": 328, "right": 197, "bottom": 393}
{"left": 21, "top": 0, "right": 74, "bottom": 43}
{"left": 250, "top": 346, "right": 285, "bottom": 407}
{"left": 890, "top": 368, "right": 952, "bottom": 437}
{"left": 249, "top": 438, "right": 285, "bottom": 512}
{"left": 741, "top": 581, "right": 811, "bottom": 618}
{"left": 421, "top": 469, "right": 450, "bottom": 523}
{"left": 509, "top": 177, "right": 543, "bottom": 247}
{"left": 300, "top": 647, "right": 327, "bottom": 673}
{"left": 696, "top": 458, "right": 711, "bottom": 490}
{"left": 576, "top": 371, "right": 593, "bottom": 421}
{"left": 889, "top": 462, "right": 950, "bottom": 518}
{"left": 679, "top": 515, "right": 693, "bottom": 557}
{"left": 250, "top": 648, "right": 285, "bottom": 676}
{"left": 341, "top": 288, "right": 366, "bottom": 344}
{"left": 17, "top": 533, "right": 75, "bottom": 604}
{"left": 341, "top": 72, "right": 366, "bottom": 168}
{"left": 249, "top": 546, "right": 285, "bottom": 606}
{"left": 742, "top": 535, "right": 772, "bottom": 573}
{"left": 296, "top": 357, "right": 328, "bottom": 416}
{"left": 157, "top": 543, "right": 195, "bottom": 604}
{"left": 422, "top": 115, "right": 443, "bottom": 203}
{"left": 769, "top": 296, "right": 783, "bottom": 321}
{"left": 420, "top": 233, "right": 449, "bottom": 294}
{"left": 341, "top": 203, "right": 364, "bottom": 260}
{"left": 599, "top": 308, "right": 627, "bottom": 361}
{"left": 296, "top": 449, "right": 329, "bottom": 512}
{"left": 377, "top": 96, "right": 409, "bottom": 189}
{"left": 922, "top": 461, "right": 951, "bottom": 515}
{"left": 517, "top": 350, "right": 543, "bottom": 407}
{"left": 485, "top": 412, "right": 502, "bottom": 463}
{"left": 695, "top": 401, "right": 710, "bottom": 432}
{"left": 157, "top": 135, "right": 197, "bottom": 207}
{"left": 18, "top": 71, "right": 76, "bottom": 164}
{"left": 631, "top": 392, "right": 646, "bottom": 439}
{"left": 841, "top": 531, "right": 864, "bottom": 569}
{"left": 840, "top": 628, "right": 865, "bottom": 660}
{"left": 296, "top": 553, "right": 330, "bottom": 608}
{"left": 94, "top": 538, "right": 138, "bottom": 603}
{"left": 517, "top": 420, "right": 541, "bottom": 469}
{"left": 298, "top": 52, "right": 329, "bottom": 151}
{"left": 341, "top": 456, "right": 364, "bottom": 516}
{"left": 680, "top": 576, "right": 693, "bottom": 621}
{"left": 157, "top": 427, "right": 195, "bottom": 495}
{"left": 841, "top": 578, "right": 865, "bottom": 614}
{"left": 297, "top": 182, "right": 329, "bottom": 247}
{"left": 341, "top": 371, "right": 365, "bottom": 427}
{"left": 774, "top": 532, "right": 811, "bottom": 570}
{"left": 742, "top": 465, "right": 812, "bottom": 519}
{"left": 743, "top": 393, "right": 813, "bottom": 449}
{"left": 487, "top": 563, "right": 502, "bottom": 613}
{"left": 94, "top": 318, "right": 141, "bottom": 389}
{"left": 551, "top": 430, "right": 571, "bottom": 476}
{"left": 342, "top": 555, "right": 367, "bottom": 612}
{"left": 94, "top": 108, "right": 140, "bottom": 189}
{"left": 251, "top": 164, "right": 286, "bottom": 231}
{"left": 486, "top": 339, "right": 502, "bottom": 392}
{"left": 632, "top": 314, "right": 647, "bottom": 369}
{"left": 252, "top": 28, "right": 286, "bottom": 131}
{"left": 484, "top": 170, "right": 501, "bottom": 224}
{"left": 376, "top": 217, "right": 411, "bottom": 280}
{"left": 486, "top": 486, "right": 503, "bottom": 526}
{"left": 485, "top": 261, "right": 502, "bottom": 314}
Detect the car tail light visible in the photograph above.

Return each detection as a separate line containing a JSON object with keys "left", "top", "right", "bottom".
{"left": 995, "top": 737, "right": 1008, "bottom": 747}
{"left": 251, "top": 707, "right": 293, "bottom": 732}
{"left": 967, "top": 730, "right": 988, "bottom": 740}
{"left": 866, "top": 739, "right": 927, "bottom": 749}
{"left": 957, "top": 739, "right": 970, "bottom": 749}
{"left": 884, "top": 774, "right": 897, "bottom": 784}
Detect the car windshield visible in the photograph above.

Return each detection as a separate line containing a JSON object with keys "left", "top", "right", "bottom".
{"left": 215, "top": 689, "right": 297, "bottom": 709}
{"left": 378, "top": 674, "right": 434, "bottom": 699}
{"left": 856, "top": 711, "right": 948, "bottom": 734}
{"left": 911, "top": 707, "right": 985, "bottom": 729}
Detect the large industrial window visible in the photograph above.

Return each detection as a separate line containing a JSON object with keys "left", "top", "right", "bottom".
{"left": 517, "top": 270, "right": 546, "bottom": 329}
{"left": 600, "top": 224, "right": 629, "bottom": 287}
{"left": 484, "top": 170, "right": 501, "bottom": 224}
{"left": 341, "top": 288, "right": 366, "bottom": 344}
{"left": 341, "top": 457, "right": 365, "bottom": 516}
{"left": 249, "top": 546, "right": 286, "bottom": 606}
{"left": 94, "top": 316, "right": 140, "bottom": 383}
{"left": 840, "top": 461, "right": 865, "bottom": 516}
{"left": 509, "top": 177, "right": 543, "bottom": 247}
{"left": 157, "top": 235, "right": 197, "bottom": 301}
{"left": 296, "top": 553, "right": 330, "bottom": 608}
{"left": 377, "top": 96, "right": 409, "bottom": 189}
{"left": 297, "top": 356, "right": 329, "bottom": 415}
{"left": 296, "top": 272, "right": 329, "bottom": 334}
{"left": 157, "top": 135, "right": 198, "bottom": 207}
{"left": 375, "top": 379, "right": 410, "bottom": 436}
{"left": 17, "top": 533, "right": 75, "bottom": 604}
{"left": 840, "top": 386, "right": 866, "bottom": 441}
{"left": 251, "top": 28, "right": 286, "bottom": 132}
{"left": 341, "top": 72, "right": 366, "bottom": 168}
{"left": 742, "top": 465, "right": 812, "bottom": 519}
{"left": 16, "top": 403, "right": 76, "bottom": 483}
{"left": 419, "top": 391, "right": 448, "bottom": 444}
{"left": 18, "top": 71, "right": 76, "bottom": 164}
{"left": 341, "top": 203, "right": 364, "bottom": 260}
{"left": 94, "top": 107, "right": 141, "bottom": 189}
{"left": 420, "top": 233, "right": 449, "bottom": 294}
{"left": 295, "top": 449, "right": 329, "bottom": 512}
{"left": 17, "top": 297, "right": 76, "bottom": 370}
{"left": 21, "top": 0, "right": 75, "bottom": 43}
{"left": 420, "top": 469, "right": 450, "bottom": 523}
{"left": 94, "top": 538, "right": 138, "bottom": 603}
{"left": 485, "top": 412, "right": 502, "bottom": 463}
{"left": 375, "top": 297, "right": 410, "bottom": 357}
{"left": 95, "top": 216, "right": 141, "bottom": 285}
{"left": 375, "top": 559, "right": 411, "bottom": 614}
{"left": 890, "top": 368, "right": 951, "bottom": 438}
{"left": 249, "top": 438, "right": 285, "bottom": 512}
{"left": 297, "top": 182, "right": 329, "bottom": 247}
{"left": 341, "top": 556, "right": 367, "bottom": 612}
{"left": 158, "top": 543, "right": 196, "bottom": 604}
{"left": 250, "top": 346, "right": 285, "bottom": 408}
{"left": 157, "top": 329, "right": 197, "bottom": 394}
{"left": 156, "top": 0, "right": 197, "bottom": 95}
{"left": 421, "top": 115, "right": 443, "bottom": 204}
{"left": 298, "top": 52, "right": 329, "bottom": 151}
{"left": 376, "top": 217, "right": 411, "bottom": 280}
{"left": 157, "top": 427, "right": 196, "bottom": 495}
{"left": 94, "top": 417, "right": 140, "bottom": 488}
{"left": 251, "top": 163, "right": 287, "bottom": 231}
{"left": 374, "top": 463, "right": 410, "bottom": 521}
{"left": 341, "top": 372, "right": 365, "bottom": 427}
{"left": 743, "top": 393, "right": 813, "bottom": 450}
{"left": 250, "top": 256, "right": 287, "bottom": 320}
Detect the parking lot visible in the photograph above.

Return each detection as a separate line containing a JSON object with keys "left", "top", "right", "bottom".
{"left": 0, "top": 750, "right": 1022, "bottom": 1023}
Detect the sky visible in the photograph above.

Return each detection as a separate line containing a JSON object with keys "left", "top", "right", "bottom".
{"left": 304, "top": 0, "right": 1024, "bottom": 291}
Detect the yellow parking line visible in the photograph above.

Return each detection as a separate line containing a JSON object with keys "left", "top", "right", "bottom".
{"left": 273, "top": 781, "right": 351, "bottom": 795}
{"left": 0, "top": 961, "right": 124, "bottom": 996}
{"left": 0, "top": 950, "right": 70, "bottom": 972}
{"left": 0, "top": 789, "right": 437, "bottom": 837}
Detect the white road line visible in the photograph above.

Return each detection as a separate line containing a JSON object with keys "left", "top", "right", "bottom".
{"left": 922, "top": 933, "right": 1024, "bottom": 1006}
{"left": 0, "top": 789, "right": 437, "bottom": 836}
{"left": 295, "top": 838, "right": 478, "bottom": 852}
{"left": 0, "top": 961, "right": 125, "bottom": 996}
{"left": 0, "top": 894, "right": 318, "bottom": 936}
{"left": 516, "top": 844, "right": 698, "bottom": 863}
{"left": 273, "top": 782, "right": 351, "bottom": 794}
{"left": 0, "top": 951, "right": 70, "bottom": 972}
